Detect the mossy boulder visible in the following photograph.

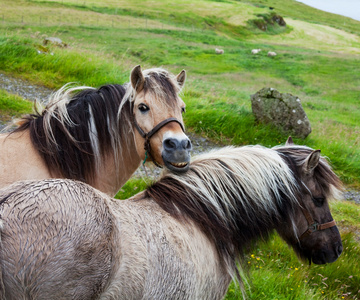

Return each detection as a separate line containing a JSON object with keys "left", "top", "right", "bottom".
{"left": 43, "top": 37, "right": 67, "bottom": 48}
{"left": 251, "top": 87, "right": 311, "bottom": 139}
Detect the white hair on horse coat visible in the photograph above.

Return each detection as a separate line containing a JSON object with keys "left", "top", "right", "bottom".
{"left": 164, "top": 145, "right": 298, "bottom": 219}
{"left": 154, "top": 145, "right": 300, "bottom": 280}
{"left": 42, "top": 83, "right": 95, "bottom": 147}
{"left": 88, "top": 104, "right": 101, "bottom": 172}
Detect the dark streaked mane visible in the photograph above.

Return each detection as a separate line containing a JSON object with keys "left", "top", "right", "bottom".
{"left": 274, "top": 145, "right": 343, "bottom": 199}
{"left": 146, "top": 146, "right": 300, "bottom": 281}
{"left": 11, "top": 84, "right": 127, "bottom": 183}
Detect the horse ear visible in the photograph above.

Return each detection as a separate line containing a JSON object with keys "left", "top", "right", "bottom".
{"left": 176, "top": 70, "right": 186, "bottom": 89}
{"left": 130, "top": 65, "right": 145, "bottom": 92}
{"left": 285, "top": 136, "right": 294, "bottom": 146}
{"left": 302, "top": 150, "right": 321, "bottom": 175}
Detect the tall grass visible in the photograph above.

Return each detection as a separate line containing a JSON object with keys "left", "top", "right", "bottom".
{"left": 0, "top": 90, "right": 33, "bottom": 122}
{"left": 0, "top": 35, "right": 129, "bottom": 87}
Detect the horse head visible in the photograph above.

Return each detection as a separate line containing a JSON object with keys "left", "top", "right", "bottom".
{"left": 129, "top": 65, "right": 192, "bottom": 173}
{"left": 277, "top": 137, "right": 343, "bottom": 264}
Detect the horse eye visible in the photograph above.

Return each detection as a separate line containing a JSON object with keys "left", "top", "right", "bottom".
{"left": 138, "top": 103, "right": 150, "bottom": 113}
{"left": 312, "top": 197, "right": 325, "bottom": 207}
{"left": 181, "top": 107, "right": 186, "bottom": 114}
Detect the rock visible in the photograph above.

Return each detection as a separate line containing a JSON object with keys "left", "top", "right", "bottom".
{"left": 251, "top": 87, "right": 311, "bottom": 139}
{"left": 43, "top": 37, "right": 67, "bottom": 47}
{"left": 272, "top": 14, "right": 286, "bottom": 26}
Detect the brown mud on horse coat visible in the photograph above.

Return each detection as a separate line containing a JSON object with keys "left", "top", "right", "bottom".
{"left": 0, "top": 65, "right": 191, "bottom": 196}
{"left": 0, "top": 141, "right": 343, "bottom": 299}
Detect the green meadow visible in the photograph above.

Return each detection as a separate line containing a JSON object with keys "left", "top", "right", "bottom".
{"left": 1, "top": 0, "right": 360, "bottom": 298}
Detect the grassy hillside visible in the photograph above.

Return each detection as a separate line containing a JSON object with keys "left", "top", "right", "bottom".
{"left": 1, "top": 0, "right": 360, "bottom": 298}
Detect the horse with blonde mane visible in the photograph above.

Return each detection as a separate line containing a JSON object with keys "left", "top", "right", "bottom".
{"left": 0, "top": 138, "right": 343, "bottom": 299}
{"left": 0, "top": 65, "right": 192, "bottom": 196}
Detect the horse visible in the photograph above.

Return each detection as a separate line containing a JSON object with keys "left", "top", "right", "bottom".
{"left": 0, "top": 65, "right": 192, "bottom": 196}
{"left": 0, "top": 138, "right": 343, "bottom": 299}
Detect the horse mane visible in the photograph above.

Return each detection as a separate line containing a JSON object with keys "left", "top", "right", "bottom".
{"left": 273, "top": 145, "right": 343, "bottom": 200}
{"left": 10, "top": 83, "right": 128, "bottom": 183}
{"left": 146, "top": 146, "right": 300, "bottom": 284}
{"left": 9, "top": 67, "right": 183, "bottom": 184}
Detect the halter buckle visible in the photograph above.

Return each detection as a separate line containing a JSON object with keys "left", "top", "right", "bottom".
{"left": 308, "top": 223, "right": 319, "bottom": 232}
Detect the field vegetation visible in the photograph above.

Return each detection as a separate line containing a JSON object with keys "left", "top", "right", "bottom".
{"left": 1, "top": 0, "right": 359, "bottom": 298}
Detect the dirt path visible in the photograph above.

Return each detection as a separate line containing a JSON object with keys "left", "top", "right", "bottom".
{"left": 0, "top": 73, "right": 53, "bottom": 102}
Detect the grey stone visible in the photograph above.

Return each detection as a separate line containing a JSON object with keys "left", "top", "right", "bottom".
{"left": 251, "top": 87, "right": 311, "bottom": 139}
{"left": 43, "top": 37, "right": 67, "bottom": 47}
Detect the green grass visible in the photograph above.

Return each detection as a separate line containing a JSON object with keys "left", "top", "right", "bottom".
{"left": 0, "top": 35, "right": 130, "bottom": 87}
{"left": 0, "top": 89, "right": 34, "bottom": 122}
{"left": 224, "top": 231, "right": 360, "bottom": 299}
{"left": 1, "top": 0, "right": 360, "bottom": 297}
{"left": 115, "top": 178, "right": 151, "bottom": 200}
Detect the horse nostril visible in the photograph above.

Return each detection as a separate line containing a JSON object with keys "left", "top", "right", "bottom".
{"left": 182, "top": 139, "right": 192, "bottom": 150}
{"left": 164, "top": 138, "right": 192, "bottom": 152}
{"left": 336, "top": 242, "right": 343, "bottom": 256}
{"left": 164, "top": 138, "right": 178, "bottom": 151}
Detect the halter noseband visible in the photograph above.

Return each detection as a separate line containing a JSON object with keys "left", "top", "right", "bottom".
{"left": 133, "top": 115, "right": 185, "bottom": 168}
{"left": 299, "top": 204, "right": 337, "bottom": 240}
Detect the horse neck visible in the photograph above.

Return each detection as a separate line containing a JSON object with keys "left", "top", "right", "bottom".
{"left": 146, "top": 176, "right": 289, "bottom": 265}
{"left": 93, "top": 135, "right": 142, "bottom": 197}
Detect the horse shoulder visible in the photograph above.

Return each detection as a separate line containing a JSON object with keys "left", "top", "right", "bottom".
{"left": 0, "top": 131, "right": 50, "bottom": 188}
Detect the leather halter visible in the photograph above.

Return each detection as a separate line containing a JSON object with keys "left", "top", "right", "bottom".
{"left": 132, "top": 114, "right": 185, "bottom": 168}
{"left": 299, "top": 204, "right": 337, "bottom": 240}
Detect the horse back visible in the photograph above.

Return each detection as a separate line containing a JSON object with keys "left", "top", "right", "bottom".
{"left": 0, "top": 179, "right": 114, "bottom": 300}
{"left": 104, "top": 198, "right": 231, "bottom": 300}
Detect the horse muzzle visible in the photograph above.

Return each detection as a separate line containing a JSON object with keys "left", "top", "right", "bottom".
{"left": 162, "top": 137, "right": 192, "bottom": 173}
{"left": 310, "top": 241, "right": 343, "bottom": 264}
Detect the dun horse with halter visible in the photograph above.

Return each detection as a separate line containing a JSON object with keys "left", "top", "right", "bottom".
{"left": 0, "top": 138, "right": 342, "bottom": 299}
{"left": 0, "top": 65, "right": 192, "bottom": 196}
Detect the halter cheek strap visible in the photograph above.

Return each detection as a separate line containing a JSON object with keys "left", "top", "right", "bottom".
{"left": 299, "top": 205, "right": 337, "bottom": 240}
{"left": 133, "top": 116, "right": 185, "bottom": 167}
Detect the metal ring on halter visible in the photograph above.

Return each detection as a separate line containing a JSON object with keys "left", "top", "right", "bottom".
{"left": 299, "top": 205, "right": 337, "bottom": 240}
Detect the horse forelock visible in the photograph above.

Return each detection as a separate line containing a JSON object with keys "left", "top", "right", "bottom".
{"left": 146, "top": 146, "right": 299, "bottom": 282}
{"left": 124, "top": 68, "right": 182, "bottom": 111}
{"left": 274, "top": 145, "right": 343, "bottom": 200}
